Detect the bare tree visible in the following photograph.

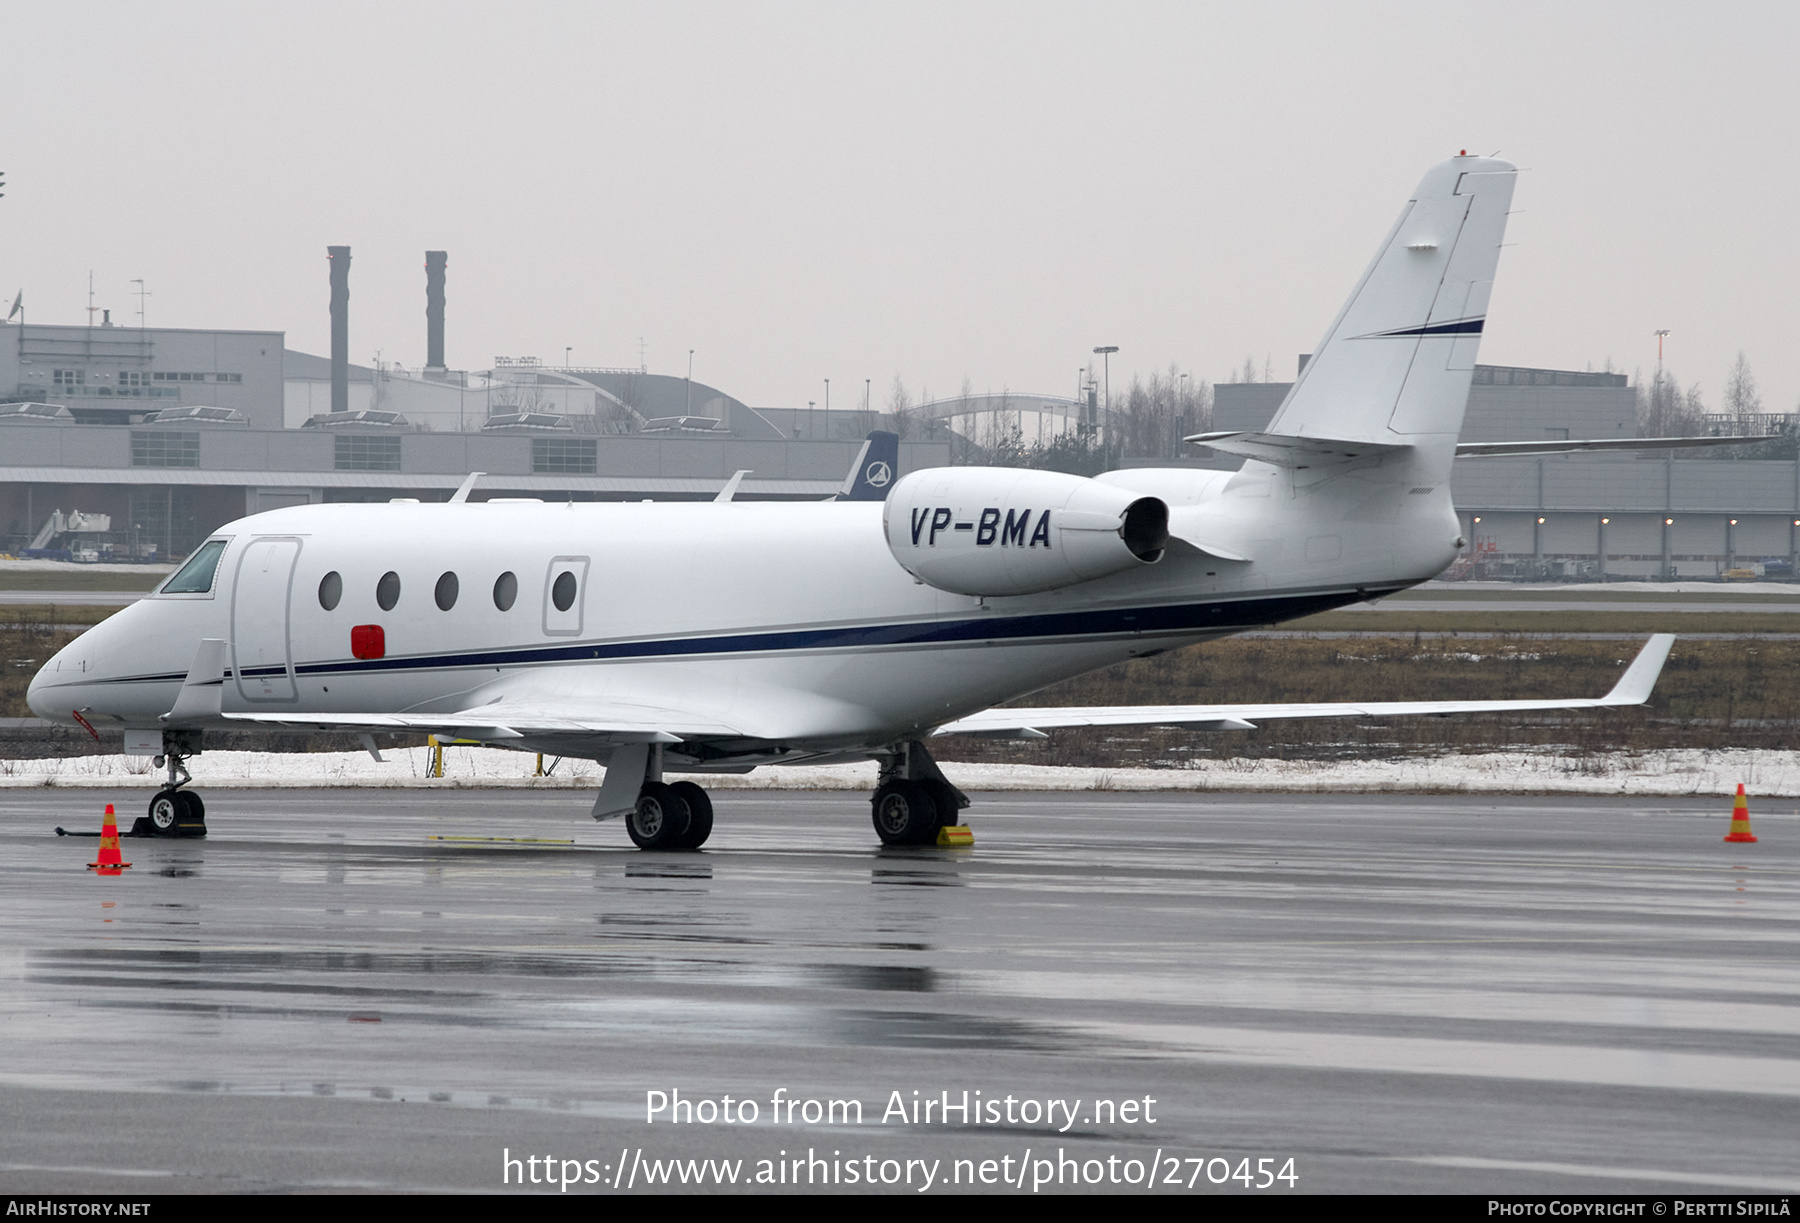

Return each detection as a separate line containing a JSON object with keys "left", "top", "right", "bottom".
{"left": 1724, "top": 352, "right": 1763, "bottom": 428}
{"left": 1636, "top": 365, "right": 1706, "bottom": 441}
{"left": 887, "top": 374, "right": 915, "bottom": 439}
{"left": 1101, "top": 365, "right": 1213, "bottom": 460}
{"left": 1714, "top": 353, "right": 1795, "bottom": 459}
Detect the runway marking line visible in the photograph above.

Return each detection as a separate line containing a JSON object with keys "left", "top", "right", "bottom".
{"left": 427, "top": 835, "right": 576, "bottom": 845}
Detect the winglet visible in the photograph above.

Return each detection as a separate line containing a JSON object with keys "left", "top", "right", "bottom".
{"left": 449, "top": 472, "right": 485, "bottom": 503}
{"left": 1599, "top": 634, "right": 1676, "bottom": 706}
{"left": 161, "top": 638, "right": 228, "bottom": 724}
{"left": 714, "top": 469, "right": 752, "bottom": 503}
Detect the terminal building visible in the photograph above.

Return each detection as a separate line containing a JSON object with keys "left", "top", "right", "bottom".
{"left": 4, "top": 253, "right": 1796, "bottom": 578}
{"left": 0, "top": 321, "right": 950, "bottom": 562}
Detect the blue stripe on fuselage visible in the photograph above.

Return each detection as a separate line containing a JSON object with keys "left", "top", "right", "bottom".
{"left": 227, "top": 585, "right": 1395, "bottom": 681}
{"left": 82, "top": 585, "right": 1397, "bottom": 687}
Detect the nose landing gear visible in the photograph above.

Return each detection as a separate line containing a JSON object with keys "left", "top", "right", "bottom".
{"left": 134, "top": 730, "right": 207, "bottom": 838}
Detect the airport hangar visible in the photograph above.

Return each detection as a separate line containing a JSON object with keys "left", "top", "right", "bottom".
{"left": 4, "top": 310, "right": 1799, "bottom": 580}
{"left": 0, "top": 318, "right": 956, "bottom": 561}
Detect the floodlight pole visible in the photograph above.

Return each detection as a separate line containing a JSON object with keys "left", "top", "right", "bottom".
{"left": 1093, "top": 345, "right": 1118, "bottom": 453}
{"left": 1653, "top": 329, "right": 1671, "bottom": 431}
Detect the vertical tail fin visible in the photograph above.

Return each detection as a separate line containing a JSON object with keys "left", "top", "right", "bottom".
{"left": 1267, "top": 155, "right": 1516, "bottom": 450}
{"left": 837, "top": 430, "right": 900, "bottom": 501}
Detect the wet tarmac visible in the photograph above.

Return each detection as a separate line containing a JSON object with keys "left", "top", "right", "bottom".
{"left": 2, "top": 788, "right": 1796, "bottom": 1194}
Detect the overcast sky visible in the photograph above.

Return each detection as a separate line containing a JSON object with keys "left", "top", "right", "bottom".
{"left": 3, "top": 1, "right": 1795, "bottom": 415}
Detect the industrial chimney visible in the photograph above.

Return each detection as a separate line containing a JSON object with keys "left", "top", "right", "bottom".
{"left": 425, "top": 250, "right": 447, "bottom": 372}
{"left": 328, "top": 245, "right": 351, "bottom": 413}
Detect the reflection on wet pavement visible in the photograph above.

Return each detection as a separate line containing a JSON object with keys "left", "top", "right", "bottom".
{"left": 2, "top": 788, "right": 1797, "bottom": 1192}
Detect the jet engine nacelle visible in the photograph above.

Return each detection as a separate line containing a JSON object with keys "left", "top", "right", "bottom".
{"left": 883, "top": 467, "right": 1169, "bottom": 596}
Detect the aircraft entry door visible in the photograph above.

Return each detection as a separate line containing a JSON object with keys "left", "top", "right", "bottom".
{"left": 232, "top": 536, "right": 301, "bottom": 702}
{"left": 542, "top": 555, "right": 590, "bottom": 637}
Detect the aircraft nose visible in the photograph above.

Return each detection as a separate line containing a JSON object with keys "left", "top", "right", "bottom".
{"left": 27, "top": 633, "right": 89, "bottom": 721}
{"left": 26, "top": 656, "right": 58, "bottom": 719}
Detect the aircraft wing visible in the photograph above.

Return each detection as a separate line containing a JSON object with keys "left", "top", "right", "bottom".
{"left": 1455, "top": 436, "right": 1779, "bottom": 458}
{"left": 223, "top": 700, "right": 744, "bottom": 743}
{"left": 934, "top": 634, "right": 1674, "bottom": 738}
{"left": 1183, "top": 433, "right": 1777, "bottom": 463}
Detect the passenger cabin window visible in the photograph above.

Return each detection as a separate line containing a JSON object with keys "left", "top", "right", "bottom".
{"left": 435, "top": 571, "right": 459, "bottom": 611}
{"left": 319, "top": 571, "right": 343, "bottom": 611}
{"left": 162, "top": 539, "right": 228, "bottom": 594}
{"left": 552, "top": 571, "right": 578, "bottom": 612}
{"left": 376, "top": 571, "right": 401, "bottom": 611}
{"left": 493, "top": 571, "right": 518, "bottom": 611}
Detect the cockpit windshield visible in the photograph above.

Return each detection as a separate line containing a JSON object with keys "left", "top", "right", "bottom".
{"left": 161, "top": 538, "right": 229, "bottom": 595}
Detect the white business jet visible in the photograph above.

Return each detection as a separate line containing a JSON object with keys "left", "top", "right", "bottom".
{"left": 29, "top": 153, "right": 1679, "bottom": 849}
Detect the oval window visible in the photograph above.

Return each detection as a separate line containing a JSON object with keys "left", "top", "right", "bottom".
{"left": 552, "top": 570, "right": 577, "bottom": 612}
{"left": 435, "top": 571, "right": 459, "bottom": 611}
{"left": 318, "top": 571, "right": 343, "bottom": 611}
{"left": 493, "top": 571, "right": 518, "bottom": 611}
{"left": 376, "top": 570, "right": 401, "bottom": 611}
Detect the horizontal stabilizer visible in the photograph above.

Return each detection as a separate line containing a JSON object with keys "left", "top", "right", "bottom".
{"left": 1183, "top": 431, "right": 1411, "bottom": 466}
{"left": 1456, "top": 435, "right": 1782, "bottom": 458}
{"left": 936, "top": 634, "right": 1674, "bottom": 737}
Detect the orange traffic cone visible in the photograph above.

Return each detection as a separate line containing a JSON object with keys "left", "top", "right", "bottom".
{"left": 1723, "top": 784, "right": 1758, "bottom": 844}
{"left": 88, "top": 803, "right": 132, "bottom": 873}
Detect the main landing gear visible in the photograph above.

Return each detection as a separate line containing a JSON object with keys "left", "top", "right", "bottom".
{"left": 596, "top": 743, "right": 714, "bottom": 850}
{"left": 625, "top": 779, "right": 714, "bottom": 851}
{"left": 870, "top": 741, "right": 969, "bottom": 847}
{"left": 135, "top": 730, "right": 208, "bottom": 838}
{"left": 597, "top": 740, "right": 967, "bottom": 851}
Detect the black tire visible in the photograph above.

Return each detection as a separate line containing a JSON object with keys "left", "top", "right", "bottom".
{"left": 147, "top": 790, "right": 181, "bottom": 836}
{"left": 669, "top": 781, "right": 713, "bottom": 849}
{"left": 626, "top": 783, "right": 691, "bottom": 850}
{"left": 871, "top": 780, "right": 939, "bottom": 846}
{"left": 919, "top": 779, "right": 961, "bottom": 829}
{"left": 184, "top": 792, "right": 205, "bottom": 823}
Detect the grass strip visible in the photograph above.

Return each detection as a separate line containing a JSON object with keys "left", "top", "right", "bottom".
{"left": 0, "top": 571, "right": 167, "bottom": 592}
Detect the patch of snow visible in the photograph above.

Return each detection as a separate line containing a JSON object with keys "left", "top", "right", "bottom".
{"left": 3, "top": 746, "right": 1798, "bottom": 797}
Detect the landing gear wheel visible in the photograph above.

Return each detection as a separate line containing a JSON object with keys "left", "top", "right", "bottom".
{"left": 183, "top": 792, "right": 205, "bottom": 823}
{"left": 147, "top": 790, "right": 182, "bottom": 836}
{"left": 871, "top": 780, "right": 940, "bottom": 846}
{"left": 626, "top": 782, "right": 692, "bottom": 850}
{"left": 919, "top": 779, "right": 961, "bottom": 830}
{"left": 669, "top": 781, "right": 713, "bottom": 849}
